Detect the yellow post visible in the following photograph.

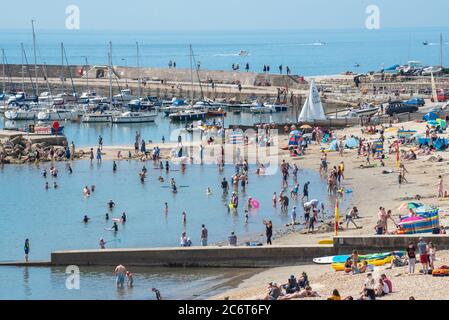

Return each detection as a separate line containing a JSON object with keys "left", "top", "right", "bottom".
{"left": 335, "top": 199, "right": 339, "bottom": 236}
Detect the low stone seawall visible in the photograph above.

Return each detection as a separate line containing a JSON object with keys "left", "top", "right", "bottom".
{"left": 48, "top": 235, "right": 449, "bottom": 268}
{"left": 51, "top": 245, "right": 335, "bottom": 268}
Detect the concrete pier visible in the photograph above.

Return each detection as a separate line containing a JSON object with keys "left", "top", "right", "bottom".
{"left": 51, "top": 245, "right": 335, "bottom": 268}
{"left": 48, "top": 235, "right": 449, "bottom": 268}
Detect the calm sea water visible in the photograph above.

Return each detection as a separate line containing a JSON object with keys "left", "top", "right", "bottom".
{"left": 0, "top": 112, "right": 294, "bottom": 147}
{"left": 1, "top": 27, "right": 448, "bottom": 75}
{"left": 0, "top": 160, "right": 339, "bottom": 261}
{"left": 1, "top": 266, "right": 257, "bottom": 300}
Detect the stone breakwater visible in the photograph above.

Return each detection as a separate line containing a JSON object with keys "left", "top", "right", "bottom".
{"left": 0, "top": 132, "right": 72, "bottom": 164}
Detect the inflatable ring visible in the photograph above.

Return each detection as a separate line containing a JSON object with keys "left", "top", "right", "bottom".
{"left": 251, "top": 199, "right": 260, "bottom": 209}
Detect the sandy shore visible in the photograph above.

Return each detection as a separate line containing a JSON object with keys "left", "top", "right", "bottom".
{"left": 210, "top": 119, "right": 449, "bottom": 300}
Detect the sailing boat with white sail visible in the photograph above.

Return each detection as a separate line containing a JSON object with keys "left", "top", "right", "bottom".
{"left": 298, "top": 80, "right": 326, "bottom": 123}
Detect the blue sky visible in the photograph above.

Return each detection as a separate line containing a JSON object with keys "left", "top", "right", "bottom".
{"left": 1, "top": 0, "right": 449, "bottom": 31}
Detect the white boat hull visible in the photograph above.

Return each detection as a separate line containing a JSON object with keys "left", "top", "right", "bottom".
{"left": 37, "top": 110, "right": 76, "bottom": 121}
{"left": 82, "top": 114, "right": 113, "bottom": 123}
{"left": 4, "top": 110, "right": 39, "bottom": 120}
{"left": 112, "top": 113, "right": 157, "bottom": 123}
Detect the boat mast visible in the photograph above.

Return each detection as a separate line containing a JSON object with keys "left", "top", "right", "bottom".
{"left": 21, "top": 45, "right": 25, "bottom": 92}
{"left": 61, "top": 42, "right": 65, "bottom": 94}
{"left": 108, "top": 41, "right": 113, "bottom": 107}
{"left": 137, "top": 41, "right": 141, "bottom": 98}
{"left": 84, "top": 56, "right": 89, "bottom": 93}
{"left": 32, "top": 20, "right": 38, "bottom": 96}
{"left": 63, "top": 45, "right": 76, "bottom": 97}
{"left": 189, "top": 44, "right": 194, "bottom": 102}
{"left": 1, "top": 49, "right": 5, "bottom": 94}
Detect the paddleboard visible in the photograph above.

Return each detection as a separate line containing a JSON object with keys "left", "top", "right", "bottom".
{"left": 318, "top": 239, "right": 333, "bottom": 245}
{"left": 313, "top": 256, "right": 336, "bottom": 264}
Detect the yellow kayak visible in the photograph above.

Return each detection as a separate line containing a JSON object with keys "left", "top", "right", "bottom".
{"left": 318, "top": 239, "right": 333, "bottom": 245}
{"left": 331, "top": 255, "right": 393, "bottom": 271}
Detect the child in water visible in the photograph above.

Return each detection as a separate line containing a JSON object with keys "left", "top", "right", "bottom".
{"left": 126, "top": 271, "right": 134, "bottom": 287}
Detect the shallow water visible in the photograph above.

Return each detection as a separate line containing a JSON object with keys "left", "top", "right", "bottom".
{"left": 0, "top": 159, "right": 340, "bottom": 261}
{"left": 0, "top": 266, "right": 257, "bottom": 300}
{"left": 0, "top": 112, "right": 292, "bottom": 147}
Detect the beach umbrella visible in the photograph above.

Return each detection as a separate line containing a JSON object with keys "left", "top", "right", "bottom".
{"left": 397, "top": 202, "right": 423, "bottom": 211}
{"left": 300, "top": 124, "right": 312, "bottom": 130}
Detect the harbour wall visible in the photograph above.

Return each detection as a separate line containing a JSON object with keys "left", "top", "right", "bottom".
{"left": 3, "top": 64, "right": 307, "bottom": 89}
{"left": 49, "top": 235, "right": 449, "bottom": 268}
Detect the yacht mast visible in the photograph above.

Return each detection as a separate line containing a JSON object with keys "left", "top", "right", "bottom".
{"left": 189, "top": 45, "right": 194, "bottom": 102}
{"left": 60, "top": 42, "right": 65, "bottom": 94}
{"left": 1, "top": 49, "right": 5, "bottom": 94}
{"left": 108, "top": 41, "right": 113, "bottom": 107}
{"left": 32, "top": 20, "right": 38, "bottom": 96}
{"left": 137, "top": 41, "right": 141, "bottom": 98}
{"left": 84, "top": 56, "right": 89, "bottom": 93}
{"left": 21, "top": 45, "right": 25, "bottom": 92}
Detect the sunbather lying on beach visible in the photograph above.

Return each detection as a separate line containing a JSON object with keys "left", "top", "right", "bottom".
{"left": 278, "top": 286, "right": 320, "bottom": 300}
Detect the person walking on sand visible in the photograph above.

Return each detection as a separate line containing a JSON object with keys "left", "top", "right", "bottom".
{"left": 406, "top": 241, "right": 417, "bottom": 274}
{"left": 24, "top": 239, "right": 30, "bottom": 262}
{"left": 201, "top": 224, "right": 208, "bottom": 246}
{"left": 438, "top": 175, "right": 444, "bottom": 198}
{"left": 418, "top": 237, "right": 429, "bottom": 275}
{"left": 115, "top": 264, "right": 127, "bottom": 289}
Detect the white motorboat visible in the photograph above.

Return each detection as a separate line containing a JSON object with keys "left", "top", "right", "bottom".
{"left": 250, "top": 102, "right": 275, "bottom": 114}
{"left": 82, "top": 111, "right": 115, "bottom": 123}
{"left": 264, "top": 103, "right": 289, "bottom": 112}
{"left": 114, "top": 89, "right": 135, "bottom": 103}
{"left": 4, "top": 107, "right": 41, "bottom": 120}
{"left": 345, "top": 104, "right": 379, "bottom": 118}
{"left": 112, "top": 111, "right": 157, "bottom": 123}
{"left": 37, "top": 108, "right": 77, "bottom": 121}
{"left": 168, "top": 109, "right": 206, "bottom": 121}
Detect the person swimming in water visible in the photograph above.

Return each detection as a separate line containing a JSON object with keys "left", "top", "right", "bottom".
{"left": 108, "top": 200, "right": 115, "bottom": 210}
{"left": 158, "top": 176, "right": 165, "bottom": 182}
{"left": 182, "top": 211, "right": 187, "bottom": 224}
{"left": 83, "top": 215, "right": 90, "bottom": 223}
{"left": 113, "top": 161, "right": 117, "bottom": 172}
{"left": 53, "top": 182, "right": 58, "bottom": 189}
{"left": 91, "top": 185, "right": 96, "bottom": 192}
{"left": 164, "top": 202, "right": 168, "bottom": 214}
{"left": 42, "top": 169, "right": 47, "bottom": 178}
{"left": 165, "top": 161, "right": 170, "bottom": 172}
{"left": 207, "top": 187, "right": 212, "bottom": 195}
{"left": 121, "top": 212, "right": 127, "bottom": 223}
{"left": 112, "top": 222, "right": 119, "bottom": 232}
{"left": 105, "top": 213, "right": 110, "bottom": 220}
{"left": 45, "top": 182, "right": 49, "bottom": 190}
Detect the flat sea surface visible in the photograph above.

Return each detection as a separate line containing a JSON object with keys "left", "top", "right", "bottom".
{"left": 1, "top": 27, "right": 448, "bottom": 75}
